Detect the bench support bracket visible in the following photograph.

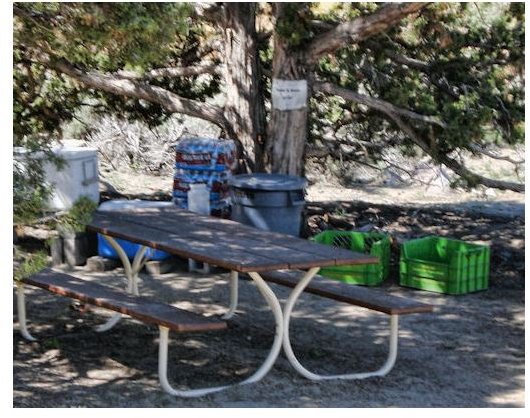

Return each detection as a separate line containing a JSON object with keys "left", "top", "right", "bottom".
{"left": 95, "top": 235, "right": 148, "bottom": 332}
{"left": 157, "top": 271, "right": 284, "bottom": 397}
{"left": 283, "top": 267, "right": 399, "bottom": 380}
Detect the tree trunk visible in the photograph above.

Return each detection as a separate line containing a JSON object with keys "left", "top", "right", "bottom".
{"left": 266, "top": 2, "right": 428, "bottom": 176}
{"left": 221, "top": 3, "right": 266, "bottom": 172}
{"left": 267, "top": 4, "right": 310, "bottom": 176}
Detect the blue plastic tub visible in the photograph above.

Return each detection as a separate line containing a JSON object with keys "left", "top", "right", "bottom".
{"left": 97, "top": 200, "right": 174, "bottom": 261}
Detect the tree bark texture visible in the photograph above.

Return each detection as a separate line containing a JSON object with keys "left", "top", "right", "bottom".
{"left": 221, "top": 3, "right": 266, "bottom": 172}
{"left": 267, "top": 4, "right": 310, "bottom": 176}
{"left": 306, "top": 2, "right": 428, "bottom": 63}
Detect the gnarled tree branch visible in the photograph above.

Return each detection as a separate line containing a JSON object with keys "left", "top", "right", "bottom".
{"left": 306, "top": 2, "right": 428, "bottom": 63}
{"left": 314, "top": 81, "right": 524, "bottom": 192}
{"left": 468, "top": 144, "right": 525, "bottom": 165}
{"left": 314, "top": 81, "right": 447, "bottom": 128}
{"left": 114, "top": 63, "right": 222, "bottom": 80}
{"left": 385, "top": 113, "right": 525, "bottom": 192}
{"left": 35, "top": 53, "right": 227, "bottom": 128}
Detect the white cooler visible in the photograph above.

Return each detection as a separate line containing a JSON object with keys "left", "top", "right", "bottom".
{"left": 15, "top": 143, "right": 100, "bottom": 211}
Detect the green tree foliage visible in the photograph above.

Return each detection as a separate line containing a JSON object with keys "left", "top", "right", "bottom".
{"left": 13, "top": 2, "right": 525, "bottom": 197}
{"left": 13, "top": 2, "right": 220, "bottom": 222}
{"left": 311, "top": 3, "right": 524, "bottom": 165}
{"left": 56, "top": 196, "right": 98, "bottom": 233}
{"left": 13, "top": 2, "right": 219, "bottom": 137}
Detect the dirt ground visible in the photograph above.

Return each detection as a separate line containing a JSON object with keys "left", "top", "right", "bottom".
{"left": 12, "top": 179, "right": 525, "bottom": 407}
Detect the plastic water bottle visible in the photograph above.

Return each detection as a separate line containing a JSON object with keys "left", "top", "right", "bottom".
{"left": 187, "top": 183, "right": 211, "bottom": 273}
{"left": 187, "top": 183, "right": 210, "bottom": 215}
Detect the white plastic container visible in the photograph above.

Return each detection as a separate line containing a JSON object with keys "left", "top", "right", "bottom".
{"left": 186, "top": 184, "right": 211, "bottom": 273}
{"left": 187, "top": 183, "right": 210, "bottom": 215}
{"left": 14, "top": 144, "right": 100, "bottom": 211}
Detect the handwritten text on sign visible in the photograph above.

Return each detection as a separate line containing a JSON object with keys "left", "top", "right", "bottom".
{"left": 271, "top": 79, "right": 308, "bottom": 111}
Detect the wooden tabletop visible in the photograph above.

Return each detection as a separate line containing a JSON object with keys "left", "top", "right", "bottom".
{"left": 87, "top": 207, "right": 378, "bottom": 273}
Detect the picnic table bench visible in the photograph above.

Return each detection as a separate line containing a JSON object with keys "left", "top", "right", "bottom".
{"left": 15, "top": 206, "right": 434, "bottom": 396}
{"left": 16, "top": 268, "right": 227, "bottom": 397}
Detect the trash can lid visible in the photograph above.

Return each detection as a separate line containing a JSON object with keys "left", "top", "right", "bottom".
{"left": 228, "top": 173, "right": 307, "bottom": 191}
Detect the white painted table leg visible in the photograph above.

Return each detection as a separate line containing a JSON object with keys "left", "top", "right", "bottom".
{"left": 157, "top": 271, "right": 284, "bottom": 396}
{"left": 244, "top": 272, "right": 285, "bottom": 384}
{"left": 130, "top": 245, "right": 148, "bottom": 296}
{"left": 158, "top": 326, "right": 231, "bottom": 397}
{"left": 222, "top": 271, "right": 238, "bottom": 319}
{"left": 283, "top": 267, "right": 399, "bottom": 380}
{"left": 16, "top": 282, "right": 37, "bottom": 341}
{"left": 95, "top": 236, "right": 148, "bottom": 332}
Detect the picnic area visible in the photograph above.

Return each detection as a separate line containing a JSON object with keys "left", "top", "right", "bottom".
{"left": 12, "top": 2, "right": 524, "bottom": 409}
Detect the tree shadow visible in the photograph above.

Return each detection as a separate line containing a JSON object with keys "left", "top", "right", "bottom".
{"left": 13, "top": 200, "right": 525, "bottom": 406}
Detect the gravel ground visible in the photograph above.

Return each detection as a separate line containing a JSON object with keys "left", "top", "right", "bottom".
{"left": 13, "top": 162, "right": 525, "bottom": 408}
{"left": 13, "top": 201, "right": 524, "bottom": 408}
{"left": 12, "top": 266, "right": 524, "bottom": 407}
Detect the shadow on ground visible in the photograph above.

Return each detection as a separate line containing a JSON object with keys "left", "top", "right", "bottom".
{"left": 13, "top": 200, "right": 524, "bottom": 407}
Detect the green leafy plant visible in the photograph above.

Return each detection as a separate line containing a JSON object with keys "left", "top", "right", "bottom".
{"left": 14, "top": 250, "right": 49, "bottom": 281}
{"left": 56, "top": 196, "right": 98, "bottom": 234}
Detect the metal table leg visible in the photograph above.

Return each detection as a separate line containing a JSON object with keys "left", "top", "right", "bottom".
{"left": 95, "top": 235, "right": 148, "bottom": 332}
{"left": 222, "top": 271, "right": 239, "bottom": 319}
{"left": 282, "top": 267, "right": 399, "bottom": 380}
{"left": 157, "top": 271, "right": 284, "bottom": 397}
{"left": 16, "top": 282, "right": 37, "bottom": 341}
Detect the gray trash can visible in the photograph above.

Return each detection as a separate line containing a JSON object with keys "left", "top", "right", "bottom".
{"left": 228, "top": 173, "right": 307, "bottom": 236}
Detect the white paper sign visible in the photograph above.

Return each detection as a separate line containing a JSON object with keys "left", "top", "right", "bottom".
{"left": 271, "top": 79, "right": 308, "bottom": 111}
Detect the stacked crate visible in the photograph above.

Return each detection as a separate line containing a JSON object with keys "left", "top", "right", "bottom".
{"left": 172, "top": 137, "right": 236, "bottom": 217}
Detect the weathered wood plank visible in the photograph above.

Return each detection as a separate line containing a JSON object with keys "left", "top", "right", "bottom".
{"left": 174, "top": 210, "right": 373, "bottom": 264}
{"left": 88, "top": 212, "right": 289, "bottom": 272}
{"left": 127, "top": 209, "right": 378, "bottom": 267}
{"left": 109, "top": 212, "right": 345, "bottom": 269}
{"left": 255, "top": 270, "right": 434, "bottom": 315}
{"left": 22, "top": 268, "right": 227, "bottom": 333}
{"left": 87, "top": 208, "right": 377, "bottom": 271}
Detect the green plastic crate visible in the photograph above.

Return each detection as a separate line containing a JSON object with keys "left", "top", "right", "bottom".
{"left": 400, "top": 236, "right": 490, "bottom": 295}
{"left": 312, "top": 230, "right": 390, "bottom": 286}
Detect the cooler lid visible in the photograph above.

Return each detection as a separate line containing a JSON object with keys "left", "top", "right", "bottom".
{"left": 228, "top": 173, "right": 307, "bottom": 191}
{"left": 53, "top": 145, "right": 98, "bottom": 159}
{"left": 14, "top": 145, "right": 97, "bottom": 160}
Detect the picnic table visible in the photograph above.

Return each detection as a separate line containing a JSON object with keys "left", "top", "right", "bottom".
{"left": 86, "top": 206, "right": 378, "bottom": 393}
{"left": 17, "top": 206, "right": 432, "bottom": 397}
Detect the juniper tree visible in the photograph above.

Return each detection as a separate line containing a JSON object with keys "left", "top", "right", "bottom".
{"left": 14, "top": 2, "right": 525, "bottom": 192}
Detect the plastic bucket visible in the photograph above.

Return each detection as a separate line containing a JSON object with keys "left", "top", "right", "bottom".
{"left": 228, "top": 174, "right": 307, "bottom": 236}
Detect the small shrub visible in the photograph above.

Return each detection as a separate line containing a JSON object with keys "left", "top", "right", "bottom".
{"left": 56, "top": 196, "right": 98, "bottom": 234}
{"left": 14, "top": 250, "right": 49, "bottom": 280}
